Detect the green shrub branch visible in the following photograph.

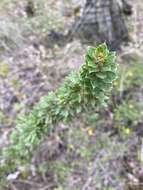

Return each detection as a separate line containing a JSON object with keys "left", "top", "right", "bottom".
{"left": 0, "top": 43, "right": 117, "bottom": 180}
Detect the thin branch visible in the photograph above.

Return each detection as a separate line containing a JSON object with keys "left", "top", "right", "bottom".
{"left": 38, "top": 184, "right": 54, "bottom": 190}
{"left": 82, "top": 150, "right": 105, "bottom": 190}
{"left": 13, "top": 179, "right": 41, "bottom": 188}
{"left": 9, "top": 183, "right": 19, "bottom": 190}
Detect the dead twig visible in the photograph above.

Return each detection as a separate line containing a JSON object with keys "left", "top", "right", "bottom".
{"left": 13, "top": 179, "right": 41, "bottom": 188}
{"left": 81, "top": 150, "right": 105, "bottom": 190}
{"left": 9, "top": 183, "right": 19, "bottom": 190}
{"left": 38, "top": 184, "right": 54, "bottom": 190}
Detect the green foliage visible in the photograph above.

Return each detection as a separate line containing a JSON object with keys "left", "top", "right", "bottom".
{"left": 21, "top": 0, "right": 64, "bottom": 34}
{"left": 0, "top": 61, "right": 10, "bottom": 78}
{"left": 0, "top": 111, "right": 5, "bottom": 124}
{"left": 0, "top": 0, "right": 63, "bottom": 52}
{"left": 112, "top": 55, "right": 143, "bottom": 134}
{"left": 114, "top": 55, "right": 143, "bottom": 94}
{"left": 114, "top": 100, "right": 143, "bottom": 128}
{"left": 0, "top": 43, "right": 117, "bottom": 181}
{"left": 47, "top": 125, "right": 127, "bottom": 190}
{"left": 51, "top": 161, "right": 71, "bottom": 183}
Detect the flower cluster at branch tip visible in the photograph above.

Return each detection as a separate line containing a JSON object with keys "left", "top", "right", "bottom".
{"left": 96, "top": 52, "right": 105, "bottom": 63}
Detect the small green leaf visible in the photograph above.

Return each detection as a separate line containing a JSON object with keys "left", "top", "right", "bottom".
{"left": 96, "top": 72, "right": 106, "bottom": 79}
{"left": 87, "top": 47, "right": 96, "bottom": 59}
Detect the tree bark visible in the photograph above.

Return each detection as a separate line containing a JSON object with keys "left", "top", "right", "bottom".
{"left": 71, "top": 0, "right": 131, "bottom": 50}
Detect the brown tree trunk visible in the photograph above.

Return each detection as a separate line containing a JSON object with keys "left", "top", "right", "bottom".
{"left": 71, "top": 0, "right": 131, "bottom": 50}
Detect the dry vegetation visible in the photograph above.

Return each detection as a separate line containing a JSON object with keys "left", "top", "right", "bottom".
{"left": 0, "top": 0, "right": 143, "bottom": 190}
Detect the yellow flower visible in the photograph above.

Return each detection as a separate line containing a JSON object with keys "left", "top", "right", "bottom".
{"left": 0, "top": 62, "right": 10, "bottom": 78}
{"left": 68, "top": 144, "right": 74, "bottom": 150}
{"left": 129, "top": 104, "right": 133, "bottom": 109}
{"left": 87, "top": 127, "right": 94, "bottom": 136}
{"left": 124, "top": 128, "right": 131, "bottom": 135}
{"left": 128, "top": 72, "right": 133, "bottom": 77}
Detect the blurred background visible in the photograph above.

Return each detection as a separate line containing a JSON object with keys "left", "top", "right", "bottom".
{"left": 0, "top": 0, "right": 143, "bottom": 189}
